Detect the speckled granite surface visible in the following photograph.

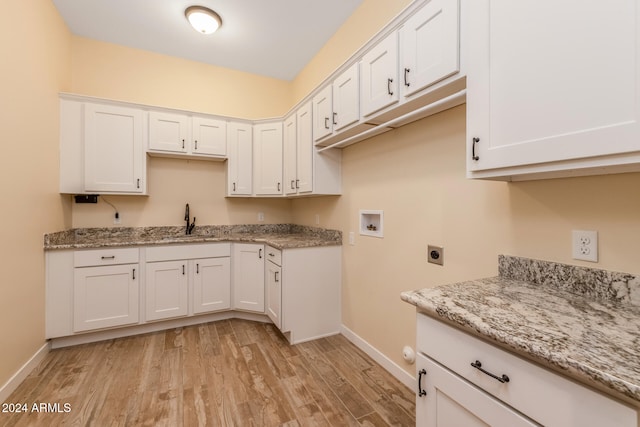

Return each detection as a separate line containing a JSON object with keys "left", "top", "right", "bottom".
{"left": 401, "top": 255, "right": 640, "bottom": 404}
{"left": 44, "top": 224, "right": 342, "bottom": 250}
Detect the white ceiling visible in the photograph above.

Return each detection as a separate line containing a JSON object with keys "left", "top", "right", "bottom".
{"left": 51, "top": 0, "right": 364, "bottom": 81}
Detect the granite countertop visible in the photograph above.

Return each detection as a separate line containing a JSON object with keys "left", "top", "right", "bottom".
{"left": 401, "top": 255, "right": 640, "bottom": 405}
{"left": 44, "top": 224, "right": 342, "bottom": 251}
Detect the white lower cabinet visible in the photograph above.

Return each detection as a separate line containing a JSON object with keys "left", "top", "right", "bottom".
{"left": 192, "top": 257, "right": 231, "bottom": 314}
{"left": 46, "top": 241, "right": 340, "bottom": 345}
{"left": 232, "top": 243, "right": 265, "bottom": 313}
{"left": 145, "top": 244, "right": 231, "bottom": 321}
{"left": 416, "top": 314, "right": 637, "bottom": 427}
{"left": 73, "top": 263, "right": 139, "bottom": 333}
{"left": 145, "top": 260, "right": 189, "bottom": 321}
{"left": 265, "top": 250, "right": 282, "bottom": 329}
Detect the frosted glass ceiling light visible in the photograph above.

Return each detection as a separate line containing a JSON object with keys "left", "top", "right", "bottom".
{"left": 185, "top": 6, "right": 222, "bottom": 35}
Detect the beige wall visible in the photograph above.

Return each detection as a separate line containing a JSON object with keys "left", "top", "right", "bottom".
{"left": 0, "top": 2, "right": 71, "bottom": 389}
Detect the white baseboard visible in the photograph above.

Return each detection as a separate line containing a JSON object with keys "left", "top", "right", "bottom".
{"left": 0, "top": 342, "right": 50, "bottom": 404}
{"left": 340, "top": 324, "right": 416, "bottom": 391}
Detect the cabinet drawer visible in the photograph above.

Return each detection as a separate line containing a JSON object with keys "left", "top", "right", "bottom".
{"left": 417, "top": 314, "right": 636, "bottom": 427}
{"left": 74, "top": 248, "right": 139, "bottom": 267}
{"left": 265, "top": 245, "right": 282, "bottom": 266}
{"left": 145, "top": 243, "right": 231, "bottom": 262}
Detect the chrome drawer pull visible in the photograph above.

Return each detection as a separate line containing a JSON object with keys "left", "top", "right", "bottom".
{"left": 471, "top": 360, "right": 509, "bottom": 383}
{"left": 101, "top": 256, "right": 115, "bottom": 260}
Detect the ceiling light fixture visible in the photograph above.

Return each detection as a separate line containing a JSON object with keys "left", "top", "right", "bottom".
{"left": 185, "top": 6, "right": 222, "bottom": 35}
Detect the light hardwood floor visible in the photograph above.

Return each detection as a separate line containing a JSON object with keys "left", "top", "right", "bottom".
{"left": 1, "top": 319, "right": 415, "bottom": 426}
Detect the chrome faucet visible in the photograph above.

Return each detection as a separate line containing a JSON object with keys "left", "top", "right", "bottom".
{"left": 184, "top": 204, "right": 196, "bottom": 235}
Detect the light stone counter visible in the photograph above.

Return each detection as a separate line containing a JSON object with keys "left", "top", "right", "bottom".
{"left": 401, "top": 255, "right": 640, "bottom": 405}
{"left": 44, "top": 224, "right": 342, "bottom": 251}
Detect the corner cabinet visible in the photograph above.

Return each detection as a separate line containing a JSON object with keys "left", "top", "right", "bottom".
{"left": 415, "top": 314, "right": 637, "bottom": 427}
{"left": 60, "top": 97, "right": 147, "bottom": 194}
{"left": 466, "top": 0, "right": 640, "bottom": 181}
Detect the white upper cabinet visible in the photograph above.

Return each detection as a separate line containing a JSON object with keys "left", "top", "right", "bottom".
{"left": 313, "top": 85, "right": 333, "bottom": 141}
{"left": 332, "top": 63, "right": 360, "bottom": 132}
{"left": 360, "top": 31, "right": 399, "bottom": 117}
{"left": 399, "top": 0, "right": 460, "bottom": 98}
{"left": 149, "top": 111, "right": 226, "bottom": 159}
{"left": 226, "top": 121, "right": 253, "bottom": 196}
{"left": 253, "top": 122, "right": 283, "bottom": 195}
{"left": 83, "top": 102, "right": 146, "bottom": 194}
{"left": 295, "top": 103, "right": 314, "bottom": 194}
{"left": 467, "top": 0, "right": 640, "bottom": 180}
{"left": 312, "top": 63, "right": 359, "bottom": 143}
{"left": 283, "top": 113, "right": 298, "bottom": 195}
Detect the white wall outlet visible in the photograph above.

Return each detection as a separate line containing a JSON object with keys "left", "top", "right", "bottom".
{"left": 349, "top": 231, "right": 355, "bottom": 245}
{"left": 113, "top": 212, "right": 121, "bottom": 225}
{"left": 428, "top": 245, "right": 444, "bottom": 266}
{"left": 258, "top": 212, "right": 264, "bottom": 222}
{"left": 572, "top": 230, "right": 598, "bottom": 262}
{"left": 315, "top": 214, "right": 320, "bottom": 225}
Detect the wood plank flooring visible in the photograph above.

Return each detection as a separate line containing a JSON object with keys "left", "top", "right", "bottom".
{"left": 1, "top": 319, "right": 415, "bottom": 426}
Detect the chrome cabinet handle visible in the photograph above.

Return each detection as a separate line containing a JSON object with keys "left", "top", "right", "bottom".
{"left": 387, "top": 78, "right": 394, "bottom": 95}
{"left": 233, "top": 182, "right": 236, "bottom": 192}
{"left": 471, "top": 360, "right": 509, "bottom": 383}
{"left": 182, "top": 139, "right": 185, "bottom": 149}
{"left": 137, "top": 178, "right": 140, "bottom": 189}
{"left": 258, "top": 248, "right": 262, "bottom": 259}
{"left": 277, "top": 182, "right": 281, "bottom": 192}
{"left": 101, "top": 256, "right": 115, "bottom": 260}
{"left": 417, "top": 369, "right": 427, "bottom": 397}
{"left": 182, "top": 265, "right": 185, "bottom": 275}
{"left": 194, "top": 140, "right": 198, "bottom": 150}
{"left": 291, "top": 180, "right": 295, "bottom": 190}
{"left": 324, "top": 117, "right": 330, "bottom": 129}
{"left": 472, "top": 137, "right": 480, "bottom": 161}
{"left": 295, "top": 179, "right": 299, "bottom": 189}
{"left": 275, "top": 271, "right": 279, "bottom": 282}
{"left": 404, "top": 68, "right": 410, "bottom": 87}
{"left": 196, "top": 263, "right": 199, "bottom": 274}
{"left": 333, "top": 112, "right": 337, "bottom": 125}
{"left": 132, "top": 268, "right": 136, "bottom": 280}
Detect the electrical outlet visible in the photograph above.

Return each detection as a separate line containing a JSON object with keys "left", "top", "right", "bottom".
{"left": 258, "top": 212, "right": 264, "bottom": 222}
{"left": 572, "top": 230, "right": 598, "bottom": 262}
{"left": 113, "top": 213, "right": 121, "bottom": 225}
{"left": 349, "top": 232, "right": 355, "bottom": 245}
{"left": 315, "top": 214, "right": 320, "bottom": 225}
{"left": 427, "top": 245, "right": 444, "bottom": 266}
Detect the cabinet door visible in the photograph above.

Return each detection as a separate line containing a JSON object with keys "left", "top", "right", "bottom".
{"left": 193, "top": 257, "right": 231, "bottom": 314}
{"left": 145, "top": 260, "right": 188, "bottom": 321}
{"left": 227, "top": 121, "right": 253, "bottom": 195}
{"left": 73, "top": 264, "right": 139, "bottom": 332}
{"left": 333, "top": 63, "right": 360, "bottom": 132}
{"left": 192, "top": 116, "right": 226, "bottom": 156}
{"left": 253, "top": 122, "right": 283, "bottom": 195}
{"left": 283, "top": 114, "right": 298, "bottom": 195}
{"left": 400, "top": 0, "right": 459, "bottom": 98}
{"left": 312, "top": 85, "right": 333, "bottom": 141}
{"left": 232, "top": 244, "right": 265, "bottom": 313}
{"left": 416, "top": 354, "right": 538, "bottom": 427}
{"left": 360, "top": 31, "right": 399, "bottom": 117}
{"left": 467, "top": 0, "right": 640, "bottom": 174}
{"left": 296, "top": 102, "right": 314, "bottom": 194}
{"left": 84, "top": 103, "right": 145, "bottom": 193}
{"left": 266, "top": 261, "right": 282, "bottom": 329}
{"left": 148, "top": 111, "right": 189, "bottom": 153}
